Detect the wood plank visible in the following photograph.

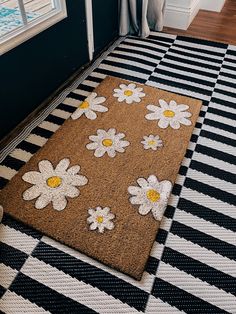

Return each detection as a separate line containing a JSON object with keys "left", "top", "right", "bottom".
{"left": 164, "top": 0, "right": 236, "bottom": 45}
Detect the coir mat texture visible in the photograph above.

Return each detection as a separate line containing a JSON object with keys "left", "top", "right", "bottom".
{"left": 0, "top": 76, "right": 202, "bottom": 280}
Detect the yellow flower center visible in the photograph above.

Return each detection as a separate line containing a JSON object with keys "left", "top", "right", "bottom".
{"left": 102, "top": 139, "right": 113, "bottom": 147}
{"left": 146, "top": 189, "right": 160, "bottom": 202}
{"left": 96, "top": 216, "right": 104, "bottom": 223}
{"left": 148, "top": 140, "right": 156, "bottom": 146}
{"left": 79, "top": 101, "right": 90, "bottom": 109}
{"left": 47, "top": 176, "right": 62, "bottom": 188}
{"left": 124, "top": 90, "right": 133, "bottom": 97}
{"left": 163, "top": 110, "right": 175, "bottom": 118}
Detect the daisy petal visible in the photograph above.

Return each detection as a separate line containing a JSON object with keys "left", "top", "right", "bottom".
{"left": 92, "top": 104, "right": 108, "bottom": 112}
{"left": 86, "top": 92, "right": 97, "bottom": 101}
{"left": 119, "top": 84, "right": 127, "bottom": 89}
{"left": 92, "top": 96, "right": 106, "bottom": 105}
{"left": 119, "top": 140, "right": 130, "bottom": 148}
{"left": 97, "top": 129, "right": 107, "bottom": 137}
{"left": 107, "top": 213, "right": 115, "bottom": 220}
{"left": 86, "top": 142, "right": 99, "bottom": 150}
{"left": 132, "top": 96, "right": 142, "bottom": 103}
{"left": 137, "top": 178, "right": 148, "bottom": 188}
{"left": 89, "top": 222, "right": 98, "bottom": 230}
{"left": 87, "top": 216, "right": 94, "bottom": 223}
{"left": 136, "top": 87, "right": 144, "bottom": 92}
{"left": 158, "top": 119, "right": 169, "bottom": 129}
{"left": 38, "top": 160, "right": 54, "bottom": 174}
{"left": 23, "top": 185, "right": 41, "bottom": 201}
{"left": 145, "top": 113, "right": 158, "bottom": 121}
{"left": 85, "top": 110, "right": 97, "bottom": 120}
{"left": 107, "top": 128, "right": 116, "bottom": 136}
{"left": 72, "top": 175, "right": 88, "bottom": 186}
{"left": 56, "top": 158, "right": 70, "bottom": 172}
{"left": 67, "top": 165, "right": 80, "bottom": 175}
{"left": 102, "top": 207, "right": 110, "bottom": 215}
{"left": 52, "top": 195, "right": 67, "bottom": 211}
{"left": 88, "top": 208, "right": 95, "bottom": 216}
{"left": 128, "top": 186, "right": 141, "bottom": 195}
{"left": 182, "top": 111, "right": 192, "bottom": 118}
{"left": 169, "top": 100, "right": 177, "bottom": 110}
{"left": 98, "top": 224, "right": 105, "bottom": 233}
{"left": 128, "top": 83, "right": 136, "bottom": 89}
{"left": 148, "top": 175, "right": 158, "bottom": 185}
{"left": 22, "top": 171, "right": 43, "bottom": 184}
{"left": 116, "top": 133, "right": 125, "bottom": 139}
{"left": 159, "top": 99, "right": 169, "bottom": 109}
{"left": 130, "top": 196, "right": 142, "bottom": 205}
{"left": 152, "top": 204, "right": 165, "bottom": 221}
{"left": 71, "top": 109, "right": 84, "bottom": 120}
{"left": 126, "top": 98, "right": 133, "bottom": 104}
{"left": 115, "top": 146, "right": 125, "bottom": 153}
{"left": 35, "top": 194, "right": 51, "bottom": 209}
{"left": 180, "top": 117, "right": 192, "bottom": 126}
{"left": 138, "top": 203, "right": 152, "bottom": 215}
{"left": 64, "top": 186, "right": 80, "bottom": 198}
{"left": 94, "top": 147, "right": 106, "bottom": 158}
{"left": 106, "top": 221, "right": 114, "bottom": 230}
{"left": 107, "top": 148, "right": 116, "bottom": 158}
{"left": 147, "top": 104, "right": 159, "bottom": 112}
{"left": 177, "top": 104, "right": 189, "bottom": 111}
{"left": 117, "top": 96, "right": 126, "bottom": 102}
{"left": 170, "top": 120, "right": 180, "bottom": 129}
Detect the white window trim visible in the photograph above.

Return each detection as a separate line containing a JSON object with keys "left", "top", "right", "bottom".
{"left": 0, "top": 0, "right": 67, "bottom": 55}
{"left": 85, "top": 0, "right": 94, "bottom": 61}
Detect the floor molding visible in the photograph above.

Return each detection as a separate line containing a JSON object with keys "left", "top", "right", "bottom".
{"left": 200, "top": 0, "right": 226, "bottom": 12}
{"left": 164, "top": 0, "right": 201, "bottom": 30}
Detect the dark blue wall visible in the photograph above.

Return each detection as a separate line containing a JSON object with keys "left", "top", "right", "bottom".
{"left": 92, "top": 0, "right": 119, "bottom": 56}
{"left": 1, "top": 0, "right": 89, "bottom": 140}
{"left": 0, "top": 0, "right": 119, "bottom": 140}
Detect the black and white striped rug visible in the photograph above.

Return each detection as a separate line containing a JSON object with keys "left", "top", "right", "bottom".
{"left": 0, "top": 32, "right": 235, "bottom": 314}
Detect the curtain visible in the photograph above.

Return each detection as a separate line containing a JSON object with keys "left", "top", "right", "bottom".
{"left": 119, "top": 0, "right": 166, "bottom": 38}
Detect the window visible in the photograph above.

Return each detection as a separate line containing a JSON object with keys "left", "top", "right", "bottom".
{"left": 0, "top": 0, "right": 67, "bottom": 55}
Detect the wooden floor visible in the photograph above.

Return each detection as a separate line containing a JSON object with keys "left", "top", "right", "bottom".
{"left": 164, "top": 0, "right": 236, "bottom": 45}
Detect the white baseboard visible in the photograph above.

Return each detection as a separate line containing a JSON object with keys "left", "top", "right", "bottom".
{"left": 200, "top": 0, "right": 226, "bottom": 12}
{"left": 164, "top": 0, "right": 201, "bottom": 30}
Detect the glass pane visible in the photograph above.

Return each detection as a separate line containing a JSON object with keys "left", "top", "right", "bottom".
{"left": 23, "top": 0, "right": 55, "bottom": 23}
{"left": 0, "top": 0, "right": 23, "bottom": 37}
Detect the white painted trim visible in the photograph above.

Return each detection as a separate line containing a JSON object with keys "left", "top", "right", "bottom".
{"left": 85, "top": 0, "right": 94, "bottom": 61}
{"left": 0, "top": 0, "right": 67, "bottom": 55}
{"left": 164, "top": 0, "right": 201, "bottom": 30}
{"left": 200, "top": 0, "right": 226, "bottom": 12}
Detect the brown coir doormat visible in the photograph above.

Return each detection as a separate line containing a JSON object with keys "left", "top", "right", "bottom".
{"left": 0, "top": 76, "right": 202, "bottom": 280}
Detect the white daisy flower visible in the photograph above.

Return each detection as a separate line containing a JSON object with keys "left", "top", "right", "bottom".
{"left": 113, "top": 83, "right": 145, "bottom": 104}
{"left": 86, "top": 128, "right": 130, "bottom": 158}
{"left": 0, "top": 205, "right": 3, "bottom": 223}
{"left": 141, "top": 135, "right": 163, "bottom": 151}
{"left": 87, "top": 206, "right": 115, "bottom": 233}
{"left": 22, "top": 158, "right": 88, "bottom": 211}
{"left": 128, "top": 175, "right": 172, "bottom": 221}
{"left": 145, "top": 99, "right": 192, "bottom": 129}
{"left": 71, "top": 92, "right": 107, "bottom": 120}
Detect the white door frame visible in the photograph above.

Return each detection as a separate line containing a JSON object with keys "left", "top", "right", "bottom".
{"left": 85, "top": 0, "right": 94, "bottom": 61}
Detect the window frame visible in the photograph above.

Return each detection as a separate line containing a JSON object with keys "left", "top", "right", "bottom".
{"left": 0, "top": 0, "right": 67, "bottom": 55}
